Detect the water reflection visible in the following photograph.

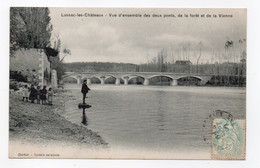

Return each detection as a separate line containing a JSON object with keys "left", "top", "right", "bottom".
{"left": 78, "top": 104, "right": 92, "bottom": 126}
{"left": 154, "top": 91, "right": 166, "bottom": 131}
{"left": 81, "top": 107, "right": 88, "bottom": 125}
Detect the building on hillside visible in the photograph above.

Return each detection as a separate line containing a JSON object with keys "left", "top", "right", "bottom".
{"left": 10, "top": 48, "right": 51, "bottom": 86}
{"left": 175, "top": 60, "right": 192, "bottom": 65}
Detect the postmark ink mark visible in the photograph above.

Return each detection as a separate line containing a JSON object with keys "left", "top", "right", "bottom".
{"left": 211, "top": 117, "right": 245, "bottom": 159}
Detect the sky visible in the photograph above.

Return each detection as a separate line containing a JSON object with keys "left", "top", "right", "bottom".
{"left": 49, "top": 8, "right": 246, "bottom": 64}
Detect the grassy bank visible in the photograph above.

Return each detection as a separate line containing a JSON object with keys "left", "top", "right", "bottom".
{"left": 9, "top": 90, "right": 108, "bottom": 149}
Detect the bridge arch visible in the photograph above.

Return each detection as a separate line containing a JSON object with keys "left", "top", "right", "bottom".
{"left": 177, "top": 75, "right": 202, "bottom": 86}
{"left": 148, "top": 75, "right": 174, "bottom": 86}
{"left": 89, "top": 76, "right": 102, "bottom": 84}
{"left": 148, "top": 75, "right": 174, "bottom": 80}
{"left": 128, "top": 75, "right": 145, "bottom": 81}
{"left": 177, "top": 75, "right": 202, "bottom": 80}
{"left": 62, "top": 76, "right": 79, "bottom": 84}
{"left": 128, "top": 75, "right": 145, "bottom": 85}
{"left": 81, "top": 76, "right": 88, "bottom": 81}
{"left": 104, "top": 75, "right": 124, "bottom": 84}
{"left": 105, "top": 76, "right": 116, "bottom": 84}
{"left": 105, "top": 74, "right": 118, "bottom": 79}
{"left": 88, "top": 76, "right": 102, "bottom": 81}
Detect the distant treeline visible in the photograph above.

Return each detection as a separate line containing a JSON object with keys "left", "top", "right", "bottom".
{"left": 63, "top": 61, "right": 246, "bottom": 76}
{"left": 64, "top": 62, "right": 138, "bottom": 72}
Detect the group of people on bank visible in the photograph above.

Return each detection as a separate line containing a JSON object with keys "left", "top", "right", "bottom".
{"left": 21, "top": 79, "right": 90, "bottom": 106}
{"left": 22, "top": 84, "right": 54, "bottom": 105}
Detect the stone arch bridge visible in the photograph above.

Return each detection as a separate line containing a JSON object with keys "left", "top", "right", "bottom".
{"left": 62, "top": 72, "right": 213, "bottom": 86}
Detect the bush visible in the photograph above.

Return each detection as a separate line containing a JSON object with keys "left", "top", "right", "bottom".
{"left": 9, "top": 82, "right": 19, "bottom": 91}
{"left": 10, "top": 71, "right": 28, "bottom": 82}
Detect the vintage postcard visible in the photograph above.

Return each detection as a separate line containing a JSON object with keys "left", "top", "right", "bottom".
{"left": 9, "top": 7, "right": 246, "bottom": 159}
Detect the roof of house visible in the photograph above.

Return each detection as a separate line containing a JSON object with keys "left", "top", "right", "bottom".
{"left": 175, "top": 60, "right": 192, "bottom": 65}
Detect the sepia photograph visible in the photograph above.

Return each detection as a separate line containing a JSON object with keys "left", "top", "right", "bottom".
{"left": 9, "top": 7, "right": 246, "bottom": 159}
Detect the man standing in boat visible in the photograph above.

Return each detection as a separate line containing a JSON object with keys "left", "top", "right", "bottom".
{"left": 81, "top": 79, "right": 91, "bottom": 104}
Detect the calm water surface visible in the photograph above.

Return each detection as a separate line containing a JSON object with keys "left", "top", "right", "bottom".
{"left": 63, "top": 84, "right": 246, "bottom": 153}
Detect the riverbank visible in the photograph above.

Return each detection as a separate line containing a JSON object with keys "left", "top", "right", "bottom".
{"left": 9, "top": 89, "right": 109, "bottom": 157}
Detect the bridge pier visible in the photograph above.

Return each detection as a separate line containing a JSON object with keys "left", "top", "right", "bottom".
{"left": 123, "top": 77, "right": 129, "bottom": 85}
{"left": 124, "top": 79, "right": 128, "bottom": 85}
{"left": 198, "top": 79, "right": 206, "bottom": 86}
{"left": 100, "top": 77, "right": 105, "bottom": 85}
{"left": 87, "top": 78, "right": 91, "bottom": 85}
{"left": 77, "top": 78, "right": 81, "bottom": 85}
{"left": 115, "top": 78, "right": 121, "bottom": 85}
{"left": 171, "top": 79, "right": 178, "bottom": 86}
{"left": 144, "top": 78, "right": 149, "bottom": 86}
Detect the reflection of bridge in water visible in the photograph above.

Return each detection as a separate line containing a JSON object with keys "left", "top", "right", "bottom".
{"left": 62, "top": 72, "right": 213, "bottom": 86}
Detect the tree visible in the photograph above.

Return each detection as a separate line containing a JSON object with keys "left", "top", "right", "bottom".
{"left": 224, "top": 40, "right": 234, "bottom": 63}
{"left": 10, "top": 7, "right": 53, "bottom": 55}
{"left": 196, "top": 41, "right": 202, "bottom": 73}
{"left": 61, "top": 48, "right": 71, "bottom": 62}
{"left": 49, "top": 38, "right": 71, "bottom": 83}
{"left": 155, "top": 49, "right": 168, "bottom": 72}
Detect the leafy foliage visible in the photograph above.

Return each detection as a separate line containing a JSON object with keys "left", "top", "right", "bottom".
{"left": 44, "top": 47, "right": 59, "bottom": 58}
{"left": 10, "top": 7, "right": 53, "bottom": 55}
{"left": 10, "top": 71, "right": 28, "bottom": 82}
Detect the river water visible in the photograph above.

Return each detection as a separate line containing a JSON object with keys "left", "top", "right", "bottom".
{"left": 63, "top": 84, "right": 245, "bottom": 157}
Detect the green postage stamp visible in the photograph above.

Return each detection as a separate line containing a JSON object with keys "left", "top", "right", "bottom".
{"left": 211, "top": 118, "right": 246, "bottom": 159}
